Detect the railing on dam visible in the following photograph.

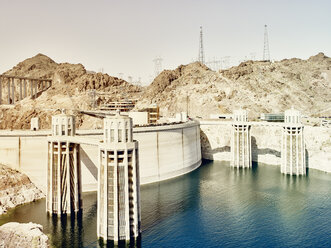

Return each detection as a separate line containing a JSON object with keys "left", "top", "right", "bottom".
{"left": 198, "top": 119, "right": 285, "bottom": 128}
{"left": 0, "top": 75, "right": 52, "bottom": 105}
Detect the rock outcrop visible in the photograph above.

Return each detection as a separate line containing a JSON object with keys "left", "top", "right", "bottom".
{"left": 0, "top": 222, "right": 48, "bottom": 248}
{"left": 0, "top": 164, "right": 44, "bottom": 215}
{"left": 136, "top": 53, "right": 331, "bottom": 119}
{"left": 1, "top": 53, "right": 330, "bottom": 129}
{"left": 0, "top": 54, "right": 143, "bottom": 130}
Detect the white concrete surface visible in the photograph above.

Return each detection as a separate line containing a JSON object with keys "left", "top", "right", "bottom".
{"left": 30, "top": 117, "right": 39, "bottom": 131}
{"left": 128, "top": 112, "right": 149, "bottom": 125}
{"left": 200, "top": 120, "right": 331, "bottom": 173}
{"left": 0, "top": 121, "right": 202, "bottom": 192}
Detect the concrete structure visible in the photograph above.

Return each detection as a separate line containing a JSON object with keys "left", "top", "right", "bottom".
{"left": 128, "top": 111, "right": 149, "bottom": 126}
{"left": 139, "top": 104, "right": 160, "bottom": 124}
{"left": 231, "top": 110, "right": 252, "bottom": 168}
{"left": 200, "top": 120, "right": 331, "bottom": 173}
{"left": 168, "top": 112, "right": 188, "bottom": 123}
{"left": 100, "top": 100, "right": 136, "bottom": 112}
{"left": 97, "top": 112, "right": 140, "bottom": 244}
{"left": 0, "top": 121, "right": 202, "bottom": 192}
{"left": 177, "top": 112, "right": 188, "bottom": 122}
{"left": 281, "top": 108, "right": 305, "bottom": 175}
{"left": 46, "top": 113, "right": 82, "bottom": 215}
{"left": 260, "top": 113, "right": 284, "bottom": 122}
{"left": 148, "top": 104, "right": 159, "bottom": 123}
{"left": 0, "top": 75, "right": 52, "bottom": 105}
{"left": 30, "top": 117, "right": 40, "bottom": 131}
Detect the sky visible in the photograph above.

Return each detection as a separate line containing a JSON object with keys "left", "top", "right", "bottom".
{"left": 0, "top": 0, "right": 330, "bottom": 85}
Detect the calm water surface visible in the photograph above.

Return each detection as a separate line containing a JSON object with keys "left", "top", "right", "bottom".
{"left": 1, "top": 161, "right": 331, "bottom": 247}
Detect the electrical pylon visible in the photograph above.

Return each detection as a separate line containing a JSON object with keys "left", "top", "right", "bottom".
{"left": 198, "top": 26, "right": 205, "bottom": 64}
{"left": 263, "top": 25, "right": 270, "bottom": 61}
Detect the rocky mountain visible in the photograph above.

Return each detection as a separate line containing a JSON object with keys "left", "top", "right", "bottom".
{"left": 0, "top": 54, "right": 143, "bottom": 129}
{"left": 136, "top": 53, "right": 331, "bottom": 119}
{"left": 1, "top": 53, "right": 330, "bottom": 129}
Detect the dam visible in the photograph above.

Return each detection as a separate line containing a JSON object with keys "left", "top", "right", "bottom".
{"left": 199, "top": 120, "right": 331, "bottom": 173}
{"left": 0, "top": 120, "right": 202, "bottom": 192}
{"left": 0, "top": 110, "right": 330, "bottom": 247}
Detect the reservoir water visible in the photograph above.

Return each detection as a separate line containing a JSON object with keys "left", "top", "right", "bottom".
{"left": 1, "top": 161, "right": 331, "bottom": 247}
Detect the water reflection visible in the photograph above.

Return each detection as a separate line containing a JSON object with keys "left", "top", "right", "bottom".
{"left": 47, "top": 212, "right": 83, "bottom": 247}
{"left": 140, "top": 169, "right": 201, "bottom": 233}
{"left": 97, "top": 236, "right": 141, "bottom": 248}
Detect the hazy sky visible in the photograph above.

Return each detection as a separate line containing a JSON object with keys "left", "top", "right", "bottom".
{"left": 1, "top": 0, "right": 330, "bottom": 85}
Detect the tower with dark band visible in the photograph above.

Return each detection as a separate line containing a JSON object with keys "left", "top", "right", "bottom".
{"left": 97, "top": 111, "right": 140, "bottom": 245}
{"left": 46, "top": 112, "right": 82, "bottom": 215}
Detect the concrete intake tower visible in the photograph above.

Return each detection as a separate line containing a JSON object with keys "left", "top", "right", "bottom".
{"left": 97, "top": 111, "right": 141, "bottom": 245}
{"left": 281, "top": 108, "right": 306, "bottom": 175}
{"left": 46, "top": 113, "right": 82, "bottom": 215}
{"left": 231, "top": 109, "right": 252, "bottom": 168}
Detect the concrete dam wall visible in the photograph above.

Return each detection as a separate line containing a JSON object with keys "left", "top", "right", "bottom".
{"left": 200, "top": 120, "right": 331, "bottom": 173}
{"left": 0, "top": 122, "right": 202, "bottom": 192}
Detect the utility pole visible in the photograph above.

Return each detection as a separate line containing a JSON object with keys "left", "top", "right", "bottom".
{"left": 263, "top": 25, "right": 271, "bottom": 61}
{"left": 198, "top": 26, "right": 205, "bottom": 64}
{"left": 186, "top": 93, "right": 189, "bottom": 116}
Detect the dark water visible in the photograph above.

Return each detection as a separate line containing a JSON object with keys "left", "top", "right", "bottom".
{"left": 1, "top": 161, "right": 331, "bottom": 247}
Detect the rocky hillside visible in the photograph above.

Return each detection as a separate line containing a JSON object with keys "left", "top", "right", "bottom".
{"left": 136, "top": 53, "right": 331, "bottom": 119}
{"left": 1, "top": 53, "right": 330, "bottom": 129}
{"left": 0, "top": 54, "right": 143, "bottom": 129}
{"left": 0, "top": 164, "right": 44, "bottom": 215}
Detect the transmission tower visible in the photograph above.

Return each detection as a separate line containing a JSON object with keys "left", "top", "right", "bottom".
{"left": 263, "top": 25, "right": 270, "bottom": 61}
{"left": 206, "top": 57, "right": 221, "bottom": 71}
{"left": 153, "top": 57, "right": 163, "bottom": 77}
{"left": 128, "top": 76, "right": 133, "bottom": 84}
{"left": 198, "top": 26, "right": 205, "bottom": 64}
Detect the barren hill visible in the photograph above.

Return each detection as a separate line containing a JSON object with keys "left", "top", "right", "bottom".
{"left": 136, "top": 53, "right": 331, "bottom": 119}
{"left": 1, "top": 53, "right": 330, "bottom": 129}
{"left": 0, "top": 54, "right": 143, "bottom": 129}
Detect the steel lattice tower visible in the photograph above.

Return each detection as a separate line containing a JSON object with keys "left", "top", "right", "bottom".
{"left": 198, "top": 26, "right": 205, "bottom": 64}
{"left": 263, "top": 25, "right": 270, "bottom": 61}
{"left": 153, "top": 57, "right": 163, "bottom": 77}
